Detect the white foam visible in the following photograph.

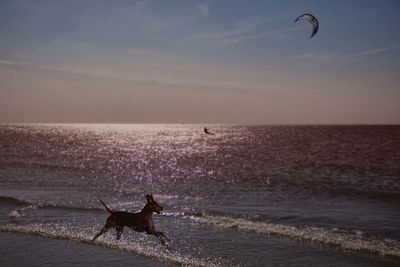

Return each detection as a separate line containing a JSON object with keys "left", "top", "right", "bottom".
{"left": 190, "top": 213, "right": 400, "bottom": 258}
{"left": 7, "top": 210, "right": 21, "bottom": 218}
{"left": 0, "top": 223, "right": 226, "bottom": 267}
{"left": 7, "top": 204, "right": 38, "bottom": 218}
{"left": 161, "top": 211, "right": 186, "bottom": 218}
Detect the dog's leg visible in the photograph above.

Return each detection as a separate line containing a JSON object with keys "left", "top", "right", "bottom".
{"left": 156, "top": 231, "right": 169, "bottom": 242}
{"left": 92, "top": 225, "right": 111, "bottom": 241}
{"left": 148, "top": 230, "right": 169, "bottom": 246}
{"left": 116, "top": 226, "right": 124, "bottom": 240}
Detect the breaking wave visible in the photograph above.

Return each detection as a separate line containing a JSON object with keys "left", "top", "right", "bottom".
{"left": 0, "top": 196, "right": 30, "bottom": 205}
{"left": 0, "top": 223, "right": 226, "bottom": 267}
{"left": 190, "top": 213, "right": 400, "bottom": 258}
{"left": 2, "top": 194, "right": 399, "bottom": 259}
{"left": 0, "top": 195, "right": 187, "bottom": 219}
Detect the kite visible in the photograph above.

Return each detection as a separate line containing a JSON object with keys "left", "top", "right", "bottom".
{"left": 294, "top": 13, "right": 319, "bottom": 38}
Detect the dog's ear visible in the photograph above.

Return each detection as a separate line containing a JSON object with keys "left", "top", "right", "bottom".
{"left": 146, "top": 194, "right": 153, "bottom": 203}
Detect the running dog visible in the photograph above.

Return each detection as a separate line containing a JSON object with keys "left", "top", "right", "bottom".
{"left": 92, "top": 194, "right": 168, "bottom": 245}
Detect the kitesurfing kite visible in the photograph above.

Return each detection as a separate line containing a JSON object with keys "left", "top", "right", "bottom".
{"left": 294, "top": 13, "right": 319, "bottom": 39}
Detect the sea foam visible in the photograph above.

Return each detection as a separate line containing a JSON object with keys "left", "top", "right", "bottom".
{"left": 190, "top": 213, "right": 400, "bottom": 257}
{"left": 0, "top": 223, "right": 227, "bottom": 267}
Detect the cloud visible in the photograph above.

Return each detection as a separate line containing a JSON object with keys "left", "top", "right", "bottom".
{"left": 39, "top": 64, "right": 279, "bottom": 92}
{"left": 197, "top": 16, "right": 266, "bottom": 47}
{"left": 297, "top": 52, "right": 341, "bottom": 62}
{"left": 127, "top": 48, "right": 180, "bottom": 61}
{"left": 298, "top": 44, "right": 400, "bottom": 62}
{"left": 0, "top": 58, "right": 280, "bottom": 93}
{"left": 346, "top": 44, "right": 400, "bottom": 58}
{"left": 182, "top": 12, "right": 298, "bottom": 48}
{"left": 195, "top": 3, "right": 210, "bottom": 16}
{"left": 0, "top": 59, "right": 31, "bottom": 66}
{"left": 182, "top": 16, "right": 261, "bottom": 47}
{"left": 115, "top": 0, "right": 152, "bottom": 13}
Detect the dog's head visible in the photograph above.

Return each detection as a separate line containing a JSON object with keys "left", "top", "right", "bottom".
{"left": 146, "top": 194, "right": 164, "bottom": 214}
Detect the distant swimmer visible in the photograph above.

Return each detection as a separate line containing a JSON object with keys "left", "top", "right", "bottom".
{"left": 204, "top": 127, "right": 214, "bottom": 135}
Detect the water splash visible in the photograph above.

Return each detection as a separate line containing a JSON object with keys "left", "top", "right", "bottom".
{"left": 7, "top": 204, "right": 39, "bottom": 218}
{"left": 0, "top": 223, "right": 228, "bottom": 267}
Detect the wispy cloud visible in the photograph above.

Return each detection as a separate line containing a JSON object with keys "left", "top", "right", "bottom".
{"left": 195, "top": 3, "right": 210, "bottom": 16}
{"left": 115, "top": 0, "right": 152, "bottom": 14}
{"left": 183, "top": 14, "right": 296, "bottom": 48}
{"left": 127, "top": 48, "right": 180, "bottom": 61}
{"left": 199, "top": 16, "right": 266, "bottom": 47}
{"left": 297, "top": 52, "right": 341, "bottom": 62}
{"left": 346, "top": 44, "right": 400, "bottom": 58}
{"left": 1, "top": 59, "right": 280, "bottom": 93}
{"left": 0, "top": 59, "right": 31, "bottom": 66}
{"left": 39, "top": 64, "right": 279, "bottom": 92}
{"left": 298, "top": 44, "right": 400, "bottom": 62}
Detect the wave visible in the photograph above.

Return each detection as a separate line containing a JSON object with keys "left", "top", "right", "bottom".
{"left": 190, "top": 213, "right": 400, "bottom": 258}
{"left": 0, "top": 196, "right": 40, "bottom": 218}
{"left": 4, "top": 195, "right": 399, "bottom": 258}
{"left": 0, "top": 195, "right": 103, "bottom": 217}
{"left": 0, "top": 196, "right": 30, "bottom": 205}
{"left": 0, "top": 195, "right": 188, "bottom": 220}
{"left": 7, "top": 205, "right": 39, "bottom": 218}
{"left": 0, "top": 223, "right": 226, "bottom": 267}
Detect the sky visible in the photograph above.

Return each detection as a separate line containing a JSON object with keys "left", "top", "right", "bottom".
{"left": 0, "top": 0, "right": 399, "bottom": 124}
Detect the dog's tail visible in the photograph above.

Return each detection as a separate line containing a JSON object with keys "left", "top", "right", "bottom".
{"left": 99, "top": 200, "right": 113, "bottom": 213}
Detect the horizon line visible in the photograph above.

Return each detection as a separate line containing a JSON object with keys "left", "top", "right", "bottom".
{"left": 1, "top": 122, "right": 399, "bottom": 126}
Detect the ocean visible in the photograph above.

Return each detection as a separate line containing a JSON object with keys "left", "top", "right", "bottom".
{"left": 0, "top": 124, "right": 399, "bottom": 267}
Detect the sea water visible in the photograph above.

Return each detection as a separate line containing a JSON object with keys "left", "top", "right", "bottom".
{"left": 0, "top": 124, "right": 399, "bottom": 266}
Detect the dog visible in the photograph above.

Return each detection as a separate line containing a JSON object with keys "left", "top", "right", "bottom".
{"left": 92, "top": 194, "right": 168, "bottom": 246}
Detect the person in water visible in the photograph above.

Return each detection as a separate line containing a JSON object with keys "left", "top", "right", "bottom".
{"left": 204, "top": 127, "right": 213, "bottom": 135}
